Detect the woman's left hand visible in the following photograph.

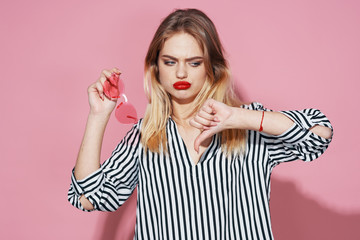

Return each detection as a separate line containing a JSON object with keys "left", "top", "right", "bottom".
{"left": 190, "top": 99, "right": 234, "bottom": 152}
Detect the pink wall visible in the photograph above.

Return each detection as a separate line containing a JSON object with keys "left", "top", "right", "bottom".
{"left": 1, "top": 0, "right": 359, "bottom": 239}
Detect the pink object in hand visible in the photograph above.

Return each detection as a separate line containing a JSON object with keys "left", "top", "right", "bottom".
{"left": 103, "top": 73, "right": 124, "bottom": 99}
{"left": 102, "top": 72, "right": 138, "bottom": 124}
{"left": 115, "top": 101, "right": 138, "bottom": 124}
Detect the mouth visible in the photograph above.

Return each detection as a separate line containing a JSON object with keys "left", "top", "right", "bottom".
{"left": 173, "top": 81, "right": 191, "bottom": 90}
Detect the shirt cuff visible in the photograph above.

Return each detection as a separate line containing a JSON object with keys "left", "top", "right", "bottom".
{"left": 71, "top": 167, "right": 104, "bottom": 198}
{"left": 279, "top": 109, "right": 333, "bottom": 143}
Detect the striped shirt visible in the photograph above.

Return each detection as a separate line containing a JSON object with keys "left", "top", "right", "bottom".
{"left": 68, "top": 102, "right": 333, "bottom": 240}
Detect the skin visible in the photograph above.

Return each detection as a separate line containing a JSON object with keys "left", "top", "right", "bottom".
{"left": 158, "top": 32, "right": 207, "bottom": 105}
{"left": 158, "top": 33, "right": 213, "bottom": 163}
{"left": 74, "top": 68, "right": 120, "bottom": 210}
{"left": 74, "top": 32, "right": 332, "bottom": 211}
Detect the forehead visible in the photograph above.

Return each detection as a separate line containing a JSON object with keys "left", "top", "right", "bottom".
{"left": 160, "top": 32, "right": 203, "bottom": 57}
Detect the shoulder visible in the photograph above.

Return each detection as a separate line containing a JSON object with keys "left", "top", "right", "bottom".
{"left": 125, "top": 118, "right": 143, "bottom": 135}
{"left": 136, "top": 118, "right": 144, "bottom": 128}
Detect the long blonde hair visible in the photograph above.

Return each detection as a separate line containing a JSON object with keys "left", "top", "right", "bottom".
{"left": 142, "top": 8, "right": 246, "bottom": 156}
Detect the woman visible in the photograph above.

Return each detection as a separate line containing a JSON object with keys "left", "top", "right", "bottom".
{"left": 68, "top": 9, "right": 333, "bottom": 239}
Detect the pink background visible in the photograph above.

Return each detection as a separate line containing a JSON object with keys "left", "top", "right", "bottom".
{"left": 1, "top": 0, "right": 359, "bottom": 239}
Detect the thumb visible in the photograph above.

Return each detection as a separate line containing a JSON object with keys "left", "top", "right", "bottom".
{"left": 194, "top": 129, "right": 214, "bottom": 153}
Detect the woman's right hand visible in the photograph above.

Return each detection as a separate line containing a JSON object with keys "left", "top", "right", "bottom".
{"left": 87, "top": 67, "right": 121, "bottom": 116}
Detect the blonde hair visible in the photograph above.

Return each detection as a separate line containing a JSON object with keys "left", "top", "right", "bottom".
{"left": 142, "top": 8, "right": 246, "bottom": 156}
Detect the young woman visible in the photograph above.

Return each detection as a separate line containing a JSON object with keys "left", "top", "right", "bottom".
{"left": 68, "top": 8, "right": 333, "bottom": 240}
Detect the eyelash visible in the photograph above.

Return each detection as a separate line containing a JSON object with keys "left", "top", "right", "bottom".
{"left": 190, "top": 62, "right": 201, "bottom": 67}
{"left": 163, "top": 60, "right": 202, "bottom": 67}
{"left": 164, "top": 60, "right": 176, "bottom": 65}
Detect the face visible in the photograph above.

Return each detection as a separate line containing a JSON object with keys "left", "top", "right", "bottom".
{"left": 157, "top": 32, "right": 207, "bottom": 104}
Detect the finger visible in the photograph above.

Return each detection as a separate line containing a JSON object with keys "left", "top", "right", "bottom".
{"left": 98, "top": 73, "right": 107, "bottom": 85}
{"left": 111, "top": 67, "right": 122, "bottom": 75}
{"left": 95, "top": 81, "right": 105, "bottom": 100}
{"left": 101, "top": 69, "right": 113, "bottom": 79}
{"left": 189, "top": 118, "right": 213, "bottom": 130}
{"left": 87, "top": 82, "right": 96, "bottom": 95}
{"left": 201, "top": 104, "right": 214, "bottom": 115}
{"left": 99, "top": 70, "right": 114, "bottom": 98}
{"left": 108, "top": 72, "right": 120, "bottom": 86}
{"left": 194, "top": 130, "right": 213, "bottom": 153}
{"left": 206, "top": 98, "right": 216, "bottom": 110}
{"left": 193, "top": 115, "right": 218, "bottom": 128}
{"left": 189, "top": 118, "right": 204, "bottom": 129}
{"left": 197, "top": 110, "right": 217, "bottom": 122}
{"left": 88, "top": 82, "right": 104, "bottom": 101}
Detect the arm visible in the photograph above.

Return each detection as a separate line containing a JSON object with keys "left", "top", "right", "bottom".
{"left": 190, "top": 100, "right": 333, "bottom": 157}
{"left": 75, "top": 68, "right": 121, "bottom": 180}
{"left": 68, "top": 122, "right": 140, "bottom": 212}
{"left": 69, "top": 67, "right": 129, "bottom": 211}
{"left": 73, "top": 68, "right": 120, "bottom": 210}
{"left": 74, "top": 113, "right": 110, "bottom": 210}
{"left": 75, "top": 114, "right": 109, "bottom": 181}
{"left": 228, "top": 108, "right": 332, "bottom": 139}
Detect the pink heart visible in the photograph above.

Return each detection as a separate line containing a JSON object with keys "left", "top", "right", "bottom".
{"left": 115, "top": 102, "right": 138, "bottom": 124}
{"left": 103, "top": 73, "right": 125, "bottom": 99}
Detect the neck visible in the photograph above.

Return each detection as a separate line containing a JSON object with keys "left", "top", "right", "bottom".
{"left": 171, "top": 99, "right": 195, "bottom": 127}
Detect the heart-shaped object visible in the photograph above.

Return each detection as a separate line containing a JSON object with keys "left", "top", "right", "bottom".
{"left": 103, "top": 73, "right": 125, "bottom": 99}
{"left": 115, "top": 101, "right": 138, "bottom": 124}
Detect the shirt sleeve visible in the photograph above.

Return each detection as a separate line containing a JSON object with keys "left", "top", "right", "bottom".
{"left": 244, "top": 102, "right": 333, "bottom": 166}
{"left": 67, "top": 121, "right": 141, "bottom": 212}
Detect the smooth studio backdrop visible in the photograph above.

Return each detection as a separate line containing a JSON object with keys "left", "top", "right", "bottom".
{"left": 1, "top": 0, "right": 359, "bottom": 239}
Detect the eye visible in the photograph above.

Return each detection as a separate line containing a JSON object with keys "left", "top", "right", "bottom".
{"left": 164, "top": 60, "right": 176, "bottom": 66}
{"left": 189, "top": 61, "right": 202, "bottom": 67}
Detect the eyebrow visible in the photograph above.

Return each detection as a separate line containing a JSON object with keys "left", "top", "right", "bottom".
{"left": 160, "top": 55, "right": 204, "bottom": 61}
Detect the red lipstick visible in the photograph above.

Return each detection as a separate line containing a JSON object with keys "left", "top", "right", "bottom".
{"left": 173, "top": 81, "right": 191, "bottom": 90}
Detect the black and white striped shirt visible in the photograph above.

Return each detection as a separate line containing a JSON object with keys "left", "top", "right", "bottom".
{"left": 68, "top": 102, "right": 333, "bottom": 240}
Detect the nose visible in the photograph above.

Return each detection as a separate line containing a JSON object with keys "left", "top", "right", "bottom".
{"left": 176, "top": 63, "right": 188, "bottom": 79}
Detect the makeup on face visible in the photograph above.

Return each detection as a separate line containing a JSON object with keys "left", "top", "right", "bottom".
{"left": 160, "top": 55, "right": 203, "bottom": 91}
{"left": 160, "top": 55, "right": 204, "bottom": 67}
{"left": 173, "top": 81, "right": 191, "bottom": 90}
{"left": 157, "top": 33, "right": 207, "bottom": 100}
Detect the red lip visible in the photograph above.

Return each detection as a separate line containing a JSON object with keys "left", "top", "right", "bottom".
{"left": 173, "top": 81, "right": 191, "bottom": 90}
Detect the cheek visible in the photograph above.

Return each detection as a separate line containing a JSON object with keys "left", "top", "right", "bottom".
{"left": 157, "top": 63, "right": 165, "bottom": 77}
{"left": 158, "top": 66, "right": 173, "bottom": 84}
{"left": 194, "top": 67, "right": 207, "bottom": 83}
